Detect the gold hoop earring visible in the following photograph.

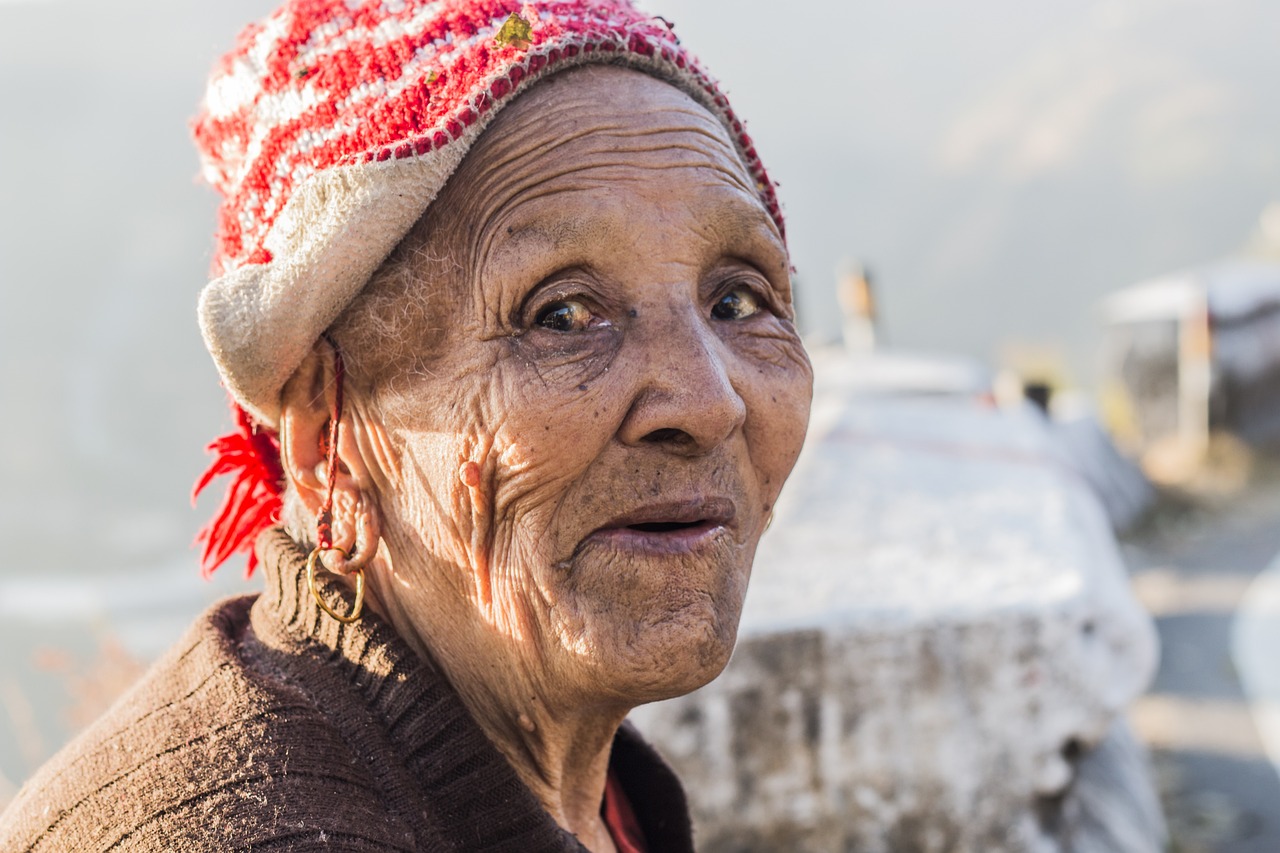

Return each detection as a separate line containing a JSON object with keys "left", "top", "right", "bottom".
{"left": 306, "top": 546, "right": 365, "bottom": 624}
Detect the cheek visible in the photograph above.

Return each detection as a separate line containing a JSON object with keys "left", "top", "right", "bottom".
{"left": 382, "top": 430, "right": 470, "bottom": 557}
{"left": 742, "top": 349, "right": 814, "bottom": 504}
{"left": 479, "top": 361, "right": 628, "bottom": 524}
{"left": 375, "top": 356, "right": 501, "bottom": 568}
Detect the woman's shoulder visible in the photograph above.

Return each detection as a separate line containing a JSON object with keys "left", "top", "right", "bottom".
{"left": 0, "top": 594, "right": 417, "bottom": 852}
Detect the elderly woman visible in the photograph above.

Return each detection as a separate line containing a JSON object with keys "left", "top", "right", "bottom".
{"left": 0, "top": 1, "right": 810, "bottom": 850}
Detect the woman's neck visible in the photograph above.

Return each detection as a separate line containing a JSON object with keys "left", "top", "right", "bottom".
{"left": 362, "top": 561, "right": 629, "bottom": 851}
{"left": 460, "top": 673, "right": 627, "bottom": 853}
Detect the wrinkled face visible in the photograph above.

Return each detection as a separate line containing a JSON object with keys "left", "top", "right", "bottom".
{"left": 359, "top": 66, "right": 812, "bottom": 707}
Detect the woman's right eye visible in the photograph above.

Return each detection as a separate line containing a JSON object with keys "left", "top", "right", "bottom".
{"left": 535, "top": 300, "right": 593, "bottom": 332}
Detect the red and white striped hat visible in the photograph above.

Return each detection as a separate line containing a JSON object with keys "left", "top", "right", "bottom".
{"left": 191, "top": 0, "right": 783, "bottom": 575}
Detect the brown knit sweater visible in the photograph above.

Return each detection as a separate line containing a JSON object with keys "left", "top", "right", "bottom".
{"left": 0, "top": 530, "right": 695, "bottom": 851}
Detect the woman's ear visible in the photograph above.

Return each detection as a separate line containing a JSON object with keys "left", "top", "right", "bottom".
{"left": 279, "top": 339, "right": 381, "bottom": 574}
{"left": 279, "top": 346, "right": 329, "bottom": 515}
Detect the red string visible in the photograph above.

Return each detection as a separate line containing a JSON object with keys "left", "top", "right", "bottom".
{"left": 315, "top": 341, "right": 345, "bottom": 551}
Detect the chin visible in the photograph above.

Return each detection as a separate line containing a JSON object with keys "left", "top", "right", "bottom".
{"left": 553, "top": 542, "right": 753, "bottom": 704}
{"left": 607, "top": 598, "right": 744, "bottom": 706}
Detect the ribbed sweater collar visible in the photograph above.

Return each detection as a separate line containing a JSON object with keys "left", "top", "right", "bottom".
{"left": 248, "top": 529, "right": 693, "bottom": 852}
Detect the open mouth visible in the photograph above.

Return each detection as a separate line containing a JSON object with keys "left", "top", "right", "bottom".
{"left": 580, "top": 498, "right": 736, "bottom": 555}
{"left": 627, "top": 520, "right": 708, "bottom": 533}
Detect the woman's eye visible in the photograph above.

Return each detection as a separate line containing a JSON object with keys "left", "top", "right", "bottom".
{"left": 535, "top": 299, "right": 593, "bottom": 332}
{"left": 711, "top": 287, "right": 763, "bottom": 321}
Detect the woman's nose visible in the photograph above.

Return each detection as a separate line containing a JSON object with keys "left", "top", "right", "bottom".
{"left": 616, "top": 312, "right": 747, "bottom": 455}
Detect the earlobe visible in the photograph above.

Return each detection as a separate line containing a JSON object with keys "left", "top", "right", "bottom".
{"left": 325, "top": 495, "right": 381, "bottom": 574}
{"left": 278, "top": 340, "right": 385, "bottom": 575}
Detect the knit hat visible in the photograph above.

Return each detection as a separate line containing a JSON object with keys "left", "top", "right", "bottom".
{"left": 192, "top": 0, "right": 784, "bottom": 576}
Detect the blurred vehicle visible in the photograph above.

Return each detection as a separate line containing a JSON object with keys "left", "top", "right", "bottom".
{"left": 1102, "top": 260, "right": 1280, "bottom": 468}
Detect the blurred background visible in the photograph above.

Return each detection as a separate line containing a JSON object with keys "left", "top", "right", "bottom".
{"left": 2, "top": 0, "right": 1279, "bottom": 849}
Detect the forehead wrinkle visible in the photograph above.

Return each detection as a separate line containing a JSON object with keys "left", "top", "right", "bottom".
{"left": 460, "top": 85, "right": 750, "bottom": 203}
{"left": 461, "top": 124, "right": 756, "bottom": 266}
{"left": 474, "top": 88, "right": 739, "bottom": 168}
{"left": 480, "top": 154, "right": 756, "bottom": 224}
{"left": 466, "top": 126, "right": 751, "bottom": 211}
{"left": 468, "top": 156, "right": 761, "bottom": 308}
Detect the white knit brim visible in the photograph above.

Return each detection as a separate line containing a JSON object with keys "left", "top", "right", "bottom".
{"left": 198, "top": 52, "right": 739, "bottom": 427}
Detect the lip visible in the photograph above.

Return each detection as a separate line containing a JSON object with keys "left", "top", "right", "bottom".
{"left": 583, "top": 497, "right": 737, "bottom": 555}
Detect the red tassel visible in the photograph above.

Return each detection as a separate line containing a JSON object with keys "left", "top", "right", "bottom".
{"left": 192, "top": 399, "right": 284, "bottom": 578}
